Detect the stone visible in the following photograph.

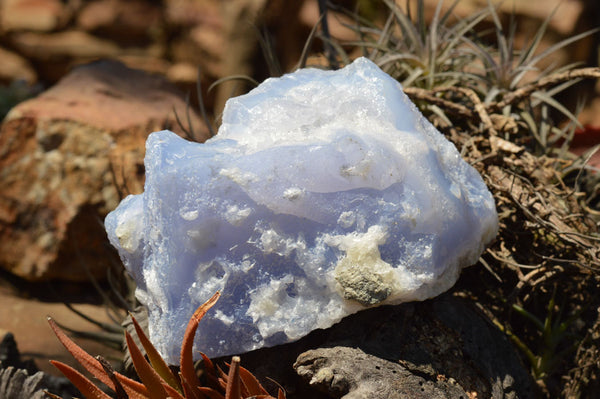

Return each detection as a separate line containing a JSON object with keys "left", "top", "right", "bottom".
{"left": 105, "top": 57, "right": 498, "bottom": 364}
{"left": 294, "top": 347, "right": 469, "bottom": 399}
{"left": 115, "top": 54, "right": 172, "bottom": 77}
{"left": 0, "top": 47, "right": 36, "bottom": 84}
{"left": 164, "top": 0, "right": 221, "bottom": 28}
{"left": 166, "top": 62, "right": 200, "bottom": 86}
{"left": 9, "top": 31, "right": 119, "bottom": 61}
{"left": 0, "top": 59, "right": 210, "bottom": 281}
{"left": 0, "top": 0, "right": 69, "bottom": 33}
{"left": 77, "top": 0, "right": 163, "bottom": 46}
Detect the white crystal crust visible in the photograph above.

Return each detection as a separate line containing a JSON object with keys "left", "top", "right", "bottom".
{"left": 105, "top": 57, "right": 498, "bottom": 364}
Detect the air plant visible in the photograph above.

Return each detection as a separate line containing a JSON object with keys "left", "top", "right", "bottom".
{"left": 328, "top": 0, "right": 600, "bottom": 154}
{"left": 45, "top": 292, "right": 285, "bottom": 399}
{"left": 490, "top": 287, "right": 586, "bottom": 382}
{"left": 338, "top": 0, "right": 490, "bottom": 90}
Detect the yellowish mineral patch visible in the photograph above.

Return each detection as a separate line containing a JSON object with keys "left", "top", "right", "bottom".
{"left": 115, "top": 217, "right": 138, "bottom": 253}
{"left": 328, "top": 225, "right": 397, "bottom": 306}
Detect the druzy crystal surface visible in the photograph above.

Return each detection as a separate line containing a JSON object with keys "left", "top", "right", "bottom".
{"left": 105, "top": 57, "right": 498, "bottom": 364}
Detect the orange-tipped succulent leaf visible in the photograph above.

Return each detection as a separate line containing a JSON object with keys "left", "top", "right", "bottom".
{"left": 50, "top": 360, "right": 113, "bottom": 399}
{"left": 47, "top": 316, "right": 149, "bottom": 398}
{"left": 130, "top": 311, "right": 183, "bottom": 394}
{"left": 180, "top": 292, "right": 221, "bottom": 393}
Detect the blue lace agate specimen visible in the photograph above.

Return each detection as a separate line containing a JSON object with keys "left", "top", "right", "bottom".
{"left": 105, "top": 57, "right": 498, "bottom": 364}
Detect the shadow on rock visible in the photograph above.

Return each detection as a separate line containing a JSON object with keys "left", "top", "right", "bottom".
{"left": 228, "top": 293, "right": 534, "bottom": 399}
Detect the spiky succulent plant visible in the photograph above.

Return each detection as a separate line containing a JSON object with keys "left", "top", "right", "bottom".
{"left": 46, "top": 292, "right": 285, "bottom": 399}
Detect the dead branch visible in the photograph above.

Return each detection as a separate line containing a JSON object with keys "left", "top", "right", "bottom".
{"left": 489, "top": 67, "right": 600, "bottom": 111}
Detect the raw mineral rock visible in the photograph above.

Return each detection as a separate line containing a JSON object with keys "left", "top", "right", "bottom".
{"left": 10, "top": 31, "right": 119, "bottom": 61}
{"left": 0, "top": 59, "right": 210, "bottom": 282}
{"left": 0, "top": 0, "right": 69, "bottom": 33}
{"left": 105, "top": 57, "right": 498, "bottom": 363}
{"left": 0, "top": 47, "right": 36, "bottom": 84}
{"left": 77, "top": 0, "right": 163, "bottom": 46}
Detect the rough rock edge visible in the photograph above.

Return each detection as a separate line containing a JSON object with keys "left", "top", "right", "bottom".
{"left": 294, "top": 346, "right": 470, "bottom": 399}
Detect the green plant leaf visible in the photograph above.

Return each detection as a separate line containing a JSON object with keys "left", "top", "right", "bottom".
{"left": 513, "top": 28, "right": 600, "bottom": 87}
{"left": 531, "top": 91, "right": 581, "bottom": 128}
{"left": 512, "top": 303, "right": 545, "bottom": 331}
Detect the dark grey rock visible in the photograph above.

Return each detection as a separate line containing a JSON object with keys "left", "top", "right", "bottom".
{"left": 294, "top": 346, "right": 469, "bottom": 398}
